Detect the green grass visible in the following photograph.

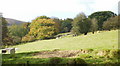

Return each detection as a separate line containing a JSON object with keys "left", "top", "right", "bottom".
{"left": 11, "top": 30, "right": 118, "bottom": 53}
{"left": 2, "top": 51, "right": 119, "bottom": 65}
{"left": 2, "top": 30, "right": 119, "bottom": 65}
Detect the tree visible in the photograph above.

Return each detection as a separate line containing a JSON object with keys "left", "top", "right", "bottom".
{"left": 61, "top": 18, "right": 73, "bottom": 33}
{"left": 22, "top": 22, "right": 31, "bottom": 32}
{"left": 52, "top": 18, "right": 61, "bottom": 34}
{"left": 8, "top": 24, "right": 29, "bottom": 38}
{"left": 8, "top": 24, "right": 29, "bottom": 44}
{"left": 1, "top": 17, "right": 14, "bottom": 46}
{"left": 90, "top": 18, "right": 98, "bottom": 34}
{"left": 103, "top": 16, "right": 119, "bottom": 30}
{"left": 89, "top": 11, "right": 117, "bottom": 30}
{"left": 2, "top": 17, "right": 8, "bottom": 40}
{"left": 78, "top": 18, "right": 91, "bottom": 35}
{"left": 35, "top": 16, "right": 50, "bottom": 20}
{"left": 71, "top": 13, "right": 86, "bottom": 35}
{"left": 28, "top": 18, "right": 60, "bottom": 40}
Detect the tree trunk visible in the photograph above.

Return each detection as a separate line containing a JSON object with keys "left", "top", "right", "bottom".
{"left": 92, "top": 31, "right": 94, "bottom": 34}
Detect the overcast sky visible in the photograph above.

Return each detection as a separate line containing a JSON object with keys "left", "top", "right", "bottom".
{"left": 0, "top": 0, "right": 119, "bottom": 22}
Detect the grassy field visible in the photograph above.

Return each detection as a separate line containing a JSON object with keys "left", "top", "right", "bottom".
{"left": 10, "top": 30, "right": 118, "bottom": 53}
{"left": 2, "top": 30, "right": 119, "bottom": 65}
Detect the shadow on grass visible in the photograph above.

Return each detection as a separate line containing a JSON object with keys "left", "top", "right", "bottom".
{"left": 2, "top": 50, "right": 120, "bottom": 66}
{"left": 2, "top": 51, "right": 87, "bottom": 66}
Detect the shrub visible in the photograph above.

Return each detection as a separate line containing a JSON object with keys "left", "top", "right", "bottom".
{"left": 22, "top": 35, "right": 35, "bottom": 42}
{"left": 48, "top": 57, "right": 63, "bottom": 64}
{"left": 109, "top": 49, "right": 120, "bottom": 58}
{"left": 96, "top": 50, "right": 110, "bottom": 57}
{"left": 86, "top": 49, "right": 94, "bottom": 52}
{"left": 12, "top": 36, "right": 21, "bottom": 44}
{"left": 67, "top": 58, "right": 87, "bottom": 66}
{"left": 78, "top": 54, "right": 92, "bottom": 58}
{"left": 2, "top": 36, "right": 14, "bottom": 46}
{"left": 67, "top": 58, "right": 87, "bottom": 65}
{"left": 74, "top": 58, "right": 87, "bottom": 64}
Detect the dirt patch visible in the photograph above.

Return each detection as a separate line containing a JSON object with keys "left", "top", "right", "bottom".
{"left": 33, "top": 50, "right": 82, "bottom": 58}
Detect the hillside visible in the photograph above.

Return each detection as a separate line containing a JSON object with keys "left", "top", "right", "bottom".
{"left": 12, "top": 30, "right": 118, "bottom": 53}
{"left": 5, "top": 18, "right": 27, "bottom": 26}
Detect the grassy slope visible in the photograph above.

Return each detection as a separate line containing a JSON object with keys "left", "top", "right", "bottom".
{"left": 12, "top": 30, "right": 118, "bottom": 53}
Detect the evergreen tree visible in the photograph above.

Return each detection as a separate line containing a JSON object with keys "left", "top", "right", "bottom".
{"left": 1, "top": 17, "right": 14, "bottom": 46}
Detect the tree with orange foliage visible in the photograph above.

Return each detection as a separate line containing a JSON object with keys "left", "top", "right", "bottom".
{"left": 28, "top": 18, "right": 60, "bottom": 40}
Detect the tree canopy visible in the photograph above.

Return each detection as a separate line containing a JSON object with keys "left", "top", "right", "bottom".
{"left": 71, "top": 13, "right": 89, "bottom": 35}
{"left": 1, "top": 17, "right": 14, "bottom": 46}
{"left": 60, "top": 18, "right": 73, "bottom": 33}
{"left": 8, "top": 24, "right": 29, "bottom": 38}
{"left": 28, "top": 18, "right": 60, "bottom": 39}
{"left": 88, "top": 11, "right": 117, "bottom": 30}
{"left": 103, "top": 16, "right": 119, "bottom": 30}
{"left": 35, "top": 16, "right": 50, "bottom": 20}
{"left": 90, "top": 18, "right": 98, "bottom": 34}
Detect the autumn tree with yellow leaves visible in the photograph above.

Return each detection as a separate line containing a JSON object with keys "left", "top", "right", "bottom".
{"left": 28, "top": 18, "right": 60, "bottom": 40}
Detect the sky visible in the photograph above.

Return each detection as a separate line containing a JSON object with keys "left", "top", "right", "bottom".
{"left": 0, "top": 0, "right": 119, "bottom": 22}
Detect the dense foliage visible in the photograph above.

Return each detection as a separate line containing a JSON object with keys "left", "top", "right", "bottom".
{"left": 90, "top": 18, "right": 98, "bottom": 34}
{"left": 35, "top": 16, "right": 50, "bottom": 20}
{"left": 103, "top": 16, "right": 120, "bottom": 30}
{"left": 1, "top": 17, "right": 14, "bottom": 46}
{"left": 8, "top": 23, "right": 30, "bottom": 44}
{"left": 2, "top": 17, "right": 8, "bottom": 39}
{"left": 71, "top": 13, "right": 87, "bottom": 35}
{"left": 8, "top": 24, "right": 29, "bottom": 38}
{"left": 2, "top": 11, "right": 119, "bottom": 45}
{"left": 60, "top": 18, "right": 73, "bottom": 33}
{"left": 88, "top": 11, "right": 117, "bottom": 30}
{"left": 22, "top": 35, "right": 35, "bottom": 42}
{"left": 71, "top": 13, "right": 92, "bottom": 35}
{"left": 78, "top": 18, "right": 91, "bottom": 35}
{"left": 28, "top": 18, "right": 60, "bottom": 40}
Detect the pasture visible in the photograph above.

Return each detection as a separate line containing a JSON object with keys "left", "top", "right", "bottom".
{"left": 11, "top": 30, "right": 118, "bottom": 53}
{"left": 2, "top": 30, "right": 119, "bottom": 65}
